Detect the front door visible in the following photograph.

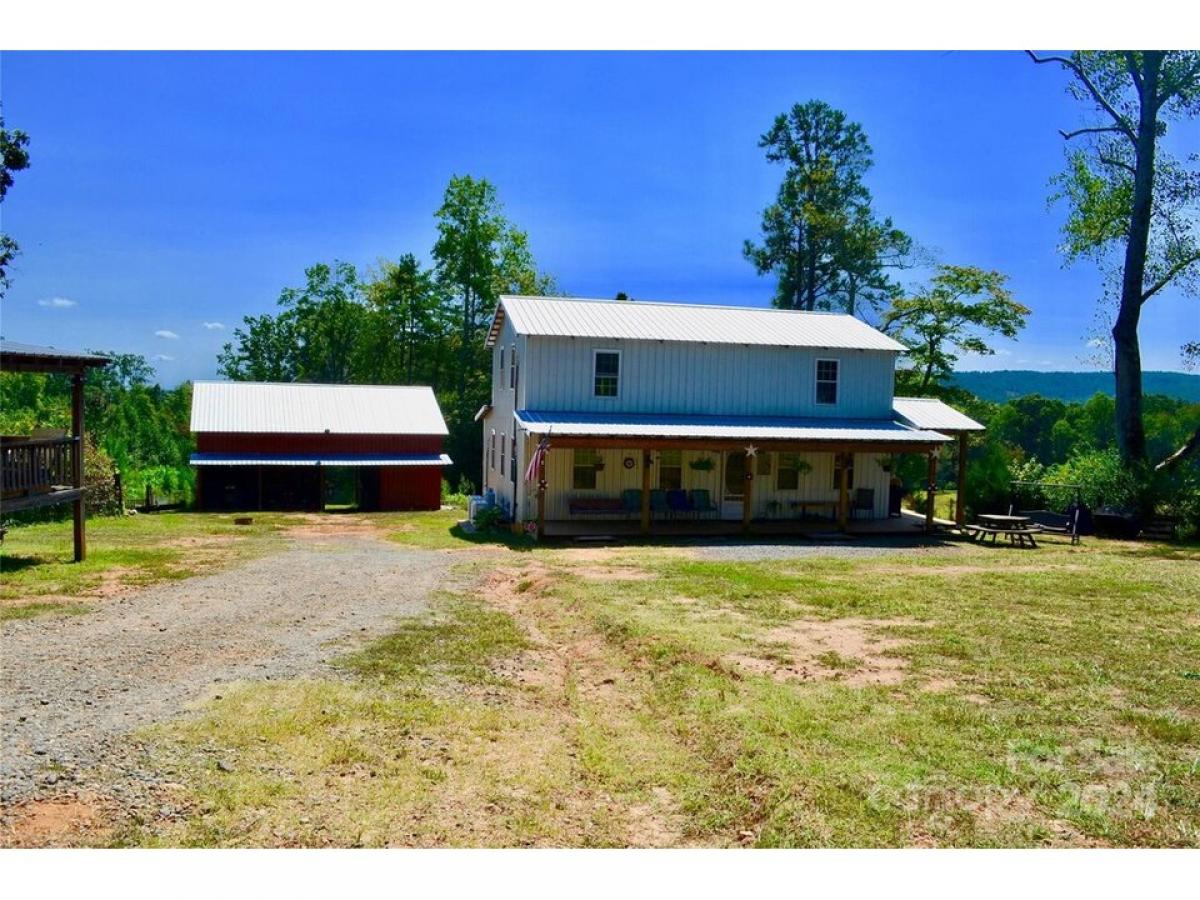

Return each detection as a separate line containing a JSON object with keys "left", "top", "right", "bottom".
{"left": 722, "top": 451, "right": 746, "bottom": 520}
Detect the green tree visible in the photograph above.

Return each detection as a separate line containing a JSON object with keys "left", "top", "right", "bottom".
{"left": 0, "top": 107, "right": 32, "bottom": 297}
{"left": 1030, "top": 51, "right": 1200, "bottom": 470}
{"left": 362, "top": 254, "right": 453, "bottom": 388}
{"left": 743, "top": 100, "right": 912, "bottom": 316}
{"left": 883, "top": 265, "right": 1030, "bottom": 394}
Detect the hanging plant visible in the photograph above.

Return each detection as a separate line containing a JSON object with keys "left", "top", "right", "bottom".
{"left": 795, "top": 459, "right": 813, "bottom": 476}
{"left": 688, "top": 456, "right": 715, "bottom": 472}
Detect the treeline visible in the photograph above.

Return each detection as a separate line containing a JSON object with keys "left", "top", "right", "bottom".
{"left": 217, "top": 175, "right": 557, "bottom": 490}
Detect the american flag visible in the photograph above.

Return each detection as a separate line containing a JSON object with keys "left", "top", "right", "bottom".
{"left": 524, "top": 434, "right": 551, "bottom": 483}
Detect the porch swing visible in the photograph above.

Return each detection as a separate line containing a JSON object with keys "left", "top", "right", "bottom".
{"left": 1007, "top": 479, "right": 1091, "bottom": 543}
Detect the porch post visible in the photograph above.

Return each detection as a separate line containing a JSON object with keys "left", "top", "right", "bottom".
{"left": 640, "top": 450, "right": 652, "bottom": 534}
{"left": 837, "top": 452, "right": 849, "bottom": 532}
{"left": 925, "top": 449, "right": 939, "bottom": 534}
{"left": 742, "top": 457, "right": 754, "bottom": 533}
{"left": 955, "top": 433, "right": 968, "bottom": 528}
{"left": 536, "top": 451, "right": 547, "bottom": 540}
{"left": 71, "top": 371, "right": 86, "bottom": 562}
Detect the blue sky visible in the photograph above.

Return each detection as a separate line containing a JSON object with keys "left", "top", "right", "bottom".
{"left": 2, "top": 51, "right": 1196, "bottom": 385}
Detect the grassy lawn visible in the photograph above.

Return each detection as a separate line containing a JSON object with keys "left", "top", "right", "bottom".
{"left": 0, "top": 512, "right": 290, "bottom": 618}
{"left": 117, "top": 523, "right": 1200, "bottom": 848}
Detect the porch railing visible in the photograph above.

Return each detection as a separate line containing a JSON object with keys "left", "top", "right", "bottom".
{"left": 1, "top": 436, "right": 78, "bottom": 499}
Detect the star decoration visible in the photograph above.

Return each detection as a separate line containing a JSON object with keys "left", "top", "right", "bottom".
{"left": 744, "top": 444, "right": 759, "bottom": 458}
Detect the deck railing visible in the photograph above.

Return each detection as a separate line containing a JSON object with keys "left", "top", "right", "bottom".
{"left": 0, "top": 436, "right": 78, "bottom": 499}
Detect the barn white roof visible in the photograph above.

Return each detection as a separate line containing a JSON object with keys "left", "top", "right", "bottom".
{"left": 487, "top": 295, "right": 907, "bottom": 352}
{"left": 190, "top": 381, "right": 449, "bottom": 435}
{"left": 892, "top": 397, "right": 985, "bottom": 433}
{"left": 515, "top": 410, "right": 948, "bottom": 444}
{"left": 190, "top": 452, "right": 452, "bottom": 467}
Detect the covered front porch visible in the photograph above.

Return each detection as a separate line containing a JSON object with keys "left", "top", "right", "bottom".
{"left": 542, "top": 507, "right": 937, "bottom": 539}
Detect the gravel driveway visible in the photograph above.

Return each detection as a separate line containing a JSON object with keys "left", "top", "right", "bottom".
{"left": 0, "top": 534, "right": 461, "bottom": 807}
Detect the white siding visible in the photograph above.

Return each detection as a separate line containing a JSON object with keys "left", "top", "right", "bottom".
{"left": 523, "top": 336, "right": 896, "bottom": 419}
{"left": 530, "top": 449, "right": 893, "bottom": 522}
{"left": 481, "top": 316, "right": 525, "bottom": 515}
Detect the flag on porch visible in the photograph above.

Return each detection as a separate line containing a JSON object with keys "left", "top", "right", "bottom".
{"left": 524, "top": 435, "right": 550, "bottom": 483}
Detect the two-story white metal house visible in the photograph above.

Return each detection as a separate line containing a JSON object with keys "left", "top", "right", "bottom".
{"left": 476, "top": 295, "right": 983, "bottom": 537}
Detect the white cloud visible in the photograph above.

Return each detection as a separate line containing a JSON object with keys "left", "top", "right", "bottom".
{"left": 152, "top": 354, "right": 175, "bottom": 362}
{"left": 155, "top": 329, "right": 179, "bottom": 340}
{"left": 202, "top": 321, "right": 225, "bottom": 330}
{"left": 37, "top": 297, "right": 77, "bottom": 308}
{"left": 1086, "top": 337, "right": 1107, "bottom": 348}
{"left": 994, "top": 348, "right": 1013, "bottom": 356}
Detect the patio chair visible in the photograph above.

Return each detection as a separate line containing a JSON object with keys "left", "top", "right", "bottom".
{"left": 690, "top": 489, "right": 718, "bottom": 518}
{"left": 621, "top": 488, "right": 643, "bottom": 518}
{"left": 649, "top": 489, "right": 670, "bottom": 519}
{"left": 666, "top": 489, "right": 692, "bottom": 518}
{"left": 852, "top": 488, "right": 875, "bottom": 519}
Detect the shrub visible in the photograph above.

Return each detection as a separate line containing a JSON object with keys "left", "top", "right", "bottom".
{"left": 1044, "top": 449, "right": 1142, "bottom": 511}
{"left": 472, "top": 505, "right": 506, "bottom": 530}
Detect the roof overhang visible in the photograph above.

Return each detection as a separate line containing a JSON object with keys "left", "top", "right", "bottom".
{"left": 190, "top": 453, "right": 453, "bottom": 467}
{"left": 0, "top": 342, "right": 110, "bottom": 374}
{"left": 484, "top": 302, "right": 506, "bottom": 348}
{"left": 892, "top": 397, "right": 985, "bottom": 434}
{"left": 513, "top": 410, "right": 948, "bottom": 453}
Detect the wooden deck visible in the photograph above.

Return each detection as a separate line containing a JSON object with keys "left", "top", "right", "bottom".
{"left": 543, "top": 508, "right": 944, "bottom": 539}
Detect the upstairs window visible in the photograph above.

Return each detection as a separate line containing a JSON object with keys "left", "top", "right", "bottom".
{"left": 510, "top": 344, "right": 517, "bottom": 390}
{"left": 658, "top": 450, "right": 682, "bottom": 491}
{"left": 489, "top": 429, "right": 496, "bottom": 470}
{"left": 816, "top": 359, "right": 839, "bottom": 405}
{"left": 499, "top": 346, "right": 505, "bottom": 375}
{"left": 593, "top": 350, "right": 621, "bottom": 398}
{"left": 500, "top": 433, "right": 506, "bottom": 477}
{"left": 573, "top": 449, "right": 599, "bottom": 490}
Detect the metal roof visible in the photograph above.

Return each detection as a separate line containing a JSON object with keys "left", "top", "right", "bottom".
{"left": 515, "top": 410, "right": 948, "bottom": 444}
{"left": 892, "top": 397, "right": 985, "bottom": 433}
{"left": 1, "top": 341, "right": 110, "bottom": 366}
{"left": 190, "top": 452, "right": 452, "bottom": 467}
{"left": 487, "top": 295, "right": 907, "bottom": 352}
{"left": 190, "top": 381, "right": 449, "bottom": 435}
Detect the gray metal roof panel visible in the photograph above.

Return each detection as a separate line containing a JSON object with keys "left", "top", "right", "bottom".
{"left": 892, "top": 397, "right": 985, "bottom": 432}
{"left": 190, "top": 381, "right": 449, "bottom": 435}
{"left": 489, "top": 295, "right": 907, "bottom": 352}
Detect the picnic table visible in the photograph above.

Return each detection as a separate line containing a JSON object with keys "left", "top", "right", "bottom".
{"left": 965, "top": 513, "right": 1040, "bottom": 548}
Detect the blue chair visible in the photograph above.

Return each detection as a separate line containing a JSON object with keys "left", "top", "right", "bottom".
{"left": 690, "top": 489, "right": 718, "bottom": 518}
{"left": 667, "top": 489, "right": 693, "bottom": 518}
{"left": 621, "top": 489, "right": 643, "bottom": 518}
{"left": 650, "top": 490, "right": 669, "bottom": 519}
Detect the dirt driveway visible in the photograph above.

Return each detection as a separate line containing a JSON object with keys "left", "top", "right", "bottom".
{"left": 0, "top": 530, "right": 463, "bottom": 812}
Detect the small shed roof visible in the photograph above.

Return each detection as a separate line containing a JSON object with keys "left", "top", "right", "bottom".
{"left": 487, "top": 295, "right": 907, "bottom": 352}
{"left": 190, "top": 381, "right": 449, "bottom": 435}
{"left": 515, "top": 410, "right": 948, "bottom": 444}
{"left": 1, "top": 340, "right": 110, "bottom": 372}
{"left": 892, "top": 397, "right": 985, "bottom": 433}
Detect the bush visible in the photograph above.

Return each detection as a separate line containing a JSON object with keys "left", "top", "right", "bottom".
{"left": 1043, "top": 449, "right": 1143, "bottom": 511}
{"left": 472, "top": 505, "right": 506, "bottom": 530}
{"left": 84, "top": 438, "right": 124, "bottom": 516}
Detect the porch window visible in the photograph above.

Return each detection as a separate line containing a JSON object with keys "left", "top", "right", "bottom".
{"left": 777, "top": 452, "right": 801, "bottom": 490}
{"left": 659, "top": 450, "right": 682, "bottom": 491}
{"left": 832, "top": 455, "right": 855, "bottom": 491}
{"left": 756, "top": 452, "right": 771, "bottom": 477}
{"left": 573, "top": 449, "right": 599, "bottom": 490}
{"left": 593, "top": 350, "right": 620, "bottom": 398}
{"left": 816, "top": 359, "right": 839, "bottom": 405}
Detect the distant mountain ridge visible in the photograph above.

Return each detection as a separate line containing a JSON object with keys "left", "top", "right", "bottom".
{"left": 951, "top": 370, "right": 1200, "bottom": 404}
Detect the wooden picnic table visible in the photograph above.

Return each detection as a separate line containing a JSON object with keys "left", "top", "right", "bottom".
{"left": 967, "top": 513, "right": 1040, "bottom": 547}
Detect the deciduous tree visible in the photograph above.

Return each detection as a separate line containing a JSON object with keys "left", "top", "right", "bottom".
{"left": 0, "top": 107, "right": 31, "bottom": 297}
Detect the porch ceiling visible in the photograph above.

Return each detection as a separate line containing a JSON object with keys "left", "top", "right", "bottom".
{"left": 515, "top": 410, "right": 948, "bottom": 452}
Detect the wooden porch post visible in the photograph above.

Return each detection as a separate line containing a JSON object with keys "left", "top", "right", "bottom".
{"left": 536, "top": 450, "right": 547, "bottom": 540}
{"left": 640, "top": 450, "right": 652, "bottom": 535}
{"left": 742, "top": 455, "right": 754, "bottom": 533}
{"left": 926, "top": 450, "right": 939, "bottom": 534}
{"left": 837, "top": 452, "right": 849, "bottom": 532}
{"left": 71, "top": 371, "right": 86, "bottom": 562}
{"left": 956, "top": 433, "right": 968, "bottom": 528}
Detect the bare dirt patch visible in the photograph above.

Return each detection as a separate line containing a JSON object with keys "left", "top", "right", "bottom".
{"left": 729, "top": 617, "right": 921, "bottom": 686}
{"left": 284, "top": 514, "right": 387, "bottom": 540}
{"left": 0, "top": 794, "right": 115, "bottom": 847}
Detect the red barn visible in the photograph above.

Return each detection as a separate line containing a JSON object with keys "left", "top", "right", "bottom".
{"left": 190, "top": 381, "right": 451, "bottom": 512}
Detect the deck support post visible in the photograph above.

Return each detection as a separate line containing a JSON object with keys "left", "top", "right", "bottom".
{"left": 640, "top": 450, "right": 652, "bottom": 534}
{"left": 536, "top": 452, "right": 547, "bottom": 540}
{"left": 837, "top": 452, "right": 849, "bottom": 532}
{"left": 926, "top": 449, "right": 939, "bottom": 534}
{"left": 742, "top": 456, "right": 754, "bottom": 534}
{"left": 955, "top": 433, "right": 968, "bottom": 528}
{"left": 71, "top": 371, "right": 86, "bottom": 562}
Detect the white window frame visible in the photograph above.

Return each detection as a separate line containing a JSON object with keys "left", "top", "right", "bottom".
{"left": 593, "top": 349, "right": 622, "bottom": 399}
{"left": 815, "top": 358, "right": 839, "bottom": 406}
{"left": 489, "top": 429, "right": 496, "bottom": 470}
{"left": 509, "top": 344, "right": 517, "bottom": 391}
{"left": 500, "top": 433, "right": 506, "bottom": 477}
